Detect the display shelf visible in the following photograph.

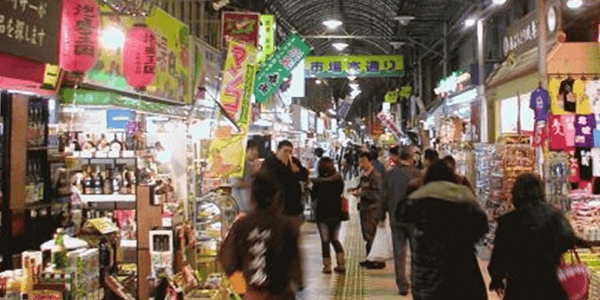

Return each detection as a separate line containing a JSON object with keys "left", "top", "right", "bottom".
{"left": 81, "top": 194, "right": 136, "bottom": 203}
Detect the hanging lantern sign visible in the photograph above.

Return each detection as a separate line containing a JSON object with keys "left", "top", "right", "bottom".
{"left": 123, "top": 25, "right": 158, "bottom": 90}
{"left": 59, "top": 0, "right": 100, "bottom": 74}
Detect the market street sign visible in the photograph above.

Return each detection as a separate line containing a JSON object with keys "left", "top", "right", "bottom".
{"left": 222, "top": 11, "right": 259, "bottom": 49}
{"left": 0, "top": 0, "right": 63, "bottom": 64}
{"left": 502, "top": 3, "right": 560, "bottom": 57}
{"left": 257, "top": 15, "right": 275, "bottom": 65}
{"left": 305, "top": 55, "right": 404, "bottom": 78}
{"left": 254, "top": 32, "right": 311, "bottom": 103}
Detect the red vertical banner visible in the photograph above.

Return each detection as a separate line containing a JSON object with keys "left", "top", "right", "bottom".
{"left": 221, "top": 12, "right": 260, "bottom": 49}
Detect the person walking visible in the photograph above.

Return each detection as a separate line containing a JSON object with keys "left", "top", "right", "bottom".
{"left": 422, "top": 148, "right": 439, "bottom": 170}
{"left": 441, "top": 155, "right": 474, "bottom": 193}
{"left": 218, "top": 170, "right": 303, "bottom": 300}
{"left": 488, "top": 173, "right": 575, "bottom": 300}
{"left": 379, "top": 146, "right": 422, "bottom": 295}
{"left": 353, "top": 152, "right": 385, "bottom": 269}
{"left": 396, "top": 160, "right": 489, "bottom": 300}
{"left": 343, "top": 146, "right": 355, "bottom": 180}
{"left": 232, "top": 140, "right": 261, "bottom": 213}
{"left": 261, "top": 140, "right": 309, "bottom": 233}
{"left": 311, "top": 157, "right": 346, "bottom": 274}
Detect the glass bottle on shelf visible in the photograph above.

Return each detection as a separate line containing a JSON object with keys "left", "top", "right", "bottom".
{"left": 103, "top": 166, "right": 113, "bottom": 195}
{"left": 35, "top": 161, "right": 44, "bottom": 202}
{"left": 121, "top": 166, "right": 130, "bottom": 194}
{"left": 27, "top": 101, "right": 35, "bottom": 147}
{"left": 25, "top": 159, "right": 35, "bottom": 203}
{"left": 113, "top": 166, "right": 122, "bottom": 195}
{"left": 84, "top": 166, "right": 94, "bottom": 195}
{"left": 94, "top": 166, "right": 103, "bottom": 195}
{"left": 110, "top": 133, "right": 123, "bottom": 153}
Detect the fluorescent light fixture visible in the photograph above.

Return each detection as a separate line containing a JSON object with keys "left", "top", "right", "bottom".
{"left": 350, "top": 89, "right": 361, "bottom": 98}
{"left": 465, "top": 18, "right": 476, "bottom": 28}
{"left": 567, "top": 0, "right": 583, "bottom": 9}
{"left": 492, "top": 0, "right": 507, "bottom": 5}
{"left": 323, "top": 19, "right": 343, "bottom": 29}
{"left": 348, "top": 76, "right": 357, "bottom": 81}
{"left": 349, "top": 83, "right": 359, "bottom": 90}
{"left": 316, "top": 79, "right": 322, "bottom": 84}
{"left": 101, "top": 26, "right": 125, "bottom": 51}
{"left": 332, "top": 42, "right": 349, "bottom": 51}
{"left": 328, "top": 109, "right": 337, "bottom": 115}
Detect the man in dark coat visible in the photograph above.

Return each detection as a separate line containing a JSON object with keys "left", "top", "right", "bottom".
{"left": 379, "top": 145, "right": 422, "bottom": 295}
{"left": 488, "top": 173, "right": 575, "bottom": 300}
{"left": 261, "top": 140, "right": 309, "bottom": 233}
{"left": 397, "top": 160, "right": 489, "bottom": 300}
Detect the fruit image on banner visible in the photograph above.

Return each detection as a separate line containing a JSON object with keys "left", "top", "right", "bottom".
{"left": 85, "top": 5, "right": 192, "bottom": 103}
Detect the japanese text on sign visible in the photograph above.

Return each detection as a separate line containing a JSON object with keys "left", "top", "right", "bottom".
{"left": 305, "top": 55, "right": 404, "bottom": 78}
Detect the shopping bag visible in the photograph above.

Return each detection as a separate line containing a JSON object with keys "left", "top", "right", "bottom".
{"left": 366, "top": 219, "right": 393, "bottom": 262}
{"left": 558, "top": 249, "right": 590, "bottom": 300}
{"left": 340, "top": 196, "right": 350, "bottom": 221}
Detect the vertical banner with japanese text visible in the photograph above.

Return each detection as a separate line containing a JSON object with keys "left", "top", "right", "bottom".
{"left": 257, "top": 14, "right": 275, "bottom": 65}
{"left": 219, "top": 41, "right": 257, "bottom": 126}
{"left": 254, "top": 32, "right": 311, "bottom": 103}
{"left": 221, "top": 11, "right": 259, "bottom": 49}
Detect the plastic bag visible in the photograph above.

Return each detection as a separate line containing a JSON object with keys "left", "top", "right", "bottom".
{"left": 366, "top": 216, "right": 393, "bottom": 262}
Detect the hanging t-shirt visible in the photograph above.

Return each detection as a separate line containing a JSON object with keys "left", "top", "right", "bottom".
{"left": 549, "top": 114, "right": 567, "bottom": 150}
{"left": 575, "top": 114, "right": 596, "bottom": 147}
{"left": 550, "top": 78, "right": 566, "bottom": 115}
{"left": 576, "top": 147, "right": 593, "bottom": 180}
{"left": 592, "top": 148, "right": 600, "bottom": 177}
{"left": 569, "top": 149, "right": 580, "bottom": 183}
{"left": 560, "top": 78, "right": 577, "bottom": 113}
{"left": 564, "top": 114, "right": 576, "bottom": 148}
{"left": 575, "top": 80, "right": 592, "bottom": 114}
{"left": 586, "top": 80, "right": 600, "bottom": 113}
{"left": 530, "top": 88, "right": 550, "bottom": 121}
{"left": 532, "top": 121, "right": 548, "bottom": 148}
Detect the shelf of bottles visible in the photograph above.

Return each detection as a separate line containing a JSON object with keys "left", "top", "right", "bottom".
{"left": 25, "top": 97, "right": 50, "bottom": 207}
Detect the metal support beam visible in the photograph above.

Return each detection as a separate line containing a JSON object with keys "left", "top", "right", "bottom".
{"left": 443, "top": 22, "right": 448, "bottom": 77}
{"left": 538, "top": 0, "right": 548, "bottom": 89}
{"left": 477, "top": 18, "right": 488, "bottom": 143}
{"left": 302, "top": 35, "right": 442, "bottom": 56}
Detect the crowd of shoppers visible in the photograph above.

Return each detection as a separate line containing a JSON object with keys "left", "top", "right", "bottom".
{"left": 220, "top": 140, "right": 576, "bottom": 300}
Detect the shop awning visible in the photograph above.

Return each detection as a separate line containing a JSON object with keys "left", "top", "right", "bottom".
{"left": 547, "top": 42, "right": 600, "bottom": 75}
{"left": 486, "top": 47, "right": 540, "bottom": 89}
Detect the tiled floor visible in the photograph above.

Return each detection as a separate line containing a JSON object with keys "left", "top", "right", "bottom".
{"left": 296, "top": 178, "right": 501, "bottom": 300}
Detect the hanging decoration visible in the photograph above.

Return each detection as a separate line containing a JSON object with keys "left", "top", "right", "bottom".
{"left": 123, "top": 25, "right": 158, "bottom": 90}
{"left": 59, "top": 0, "right": 100, "bottom": 74}
{"left": 102, "top": 0, "right": 155, "bottom": 16}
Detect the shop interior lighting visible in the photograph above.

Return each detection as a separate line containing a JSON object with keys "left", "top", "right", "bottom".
{"left": 394, "top": 16, "right": 415, "bottom": 26}
{"left": 316, "top": 79, "right": 322, "bottom": 84}
{"left": 465, "top": 18, "right": 476, "bottom": 28}
{"left": 323, "top": 19, "right": 343, "bottom": 30}
{"left": 347, "top": 76, "right": 357, "bottom": 81}
{"left": 492, "top": 0, "right": 507, "bottom": 5}
{"left": 332, "top": 42, "right": 349, "bottom": 51}
{"left": 101, "top": 26, "right": 126, "bottom": 51}
{"left": 349, "top": 83, "right": 360, "bottom": 90}
{"left": 567, "top": 0, "right": 583, "bottom": 9}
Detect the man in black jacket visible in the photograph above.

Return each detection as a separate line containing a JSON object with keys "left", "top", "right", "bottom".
{"left": 261, "top": 140, "right": 309, "bottom": 233}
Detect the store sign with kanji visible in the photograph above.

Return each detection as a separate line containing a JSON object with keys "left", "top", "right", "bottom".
{"left": 254, "top": 32, "right": 311, "bottom": 103}
{"left": 219, "top": 40, "right": 256, "bottom": 127}
{"left": 222, "top": 11, "right": 259, "bottom": 48}
{"left": 0, "top": 0, "right": 62, "bottom": 64}
{"left": 257, "top": 14, "right": 275, "bottom": 65}
{"left": 305, "top": 55, "right": 404, "bottom": 78}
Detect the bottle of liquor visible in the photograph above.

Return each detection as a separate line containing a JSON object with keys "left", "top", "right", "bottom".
{"left": 103, "top": 166, "right": 113, "bottom": 195}
{"left": 113, "top": 166, "right": 122, "bottom": 195}
{"left": 121, "top": 166, "right": 130, "bottom": 194}
{"left": 27, "top": 101, "right": 35, "bottom": 147}
{"left": 110, "top": 133, "right": 123, "bottom": 153}
{"left": 38, "top": 100, "right": 47, "bottom": 147}
{"left": 84, "top": 166, "right": 94, "bottom": 195}
{"left": 35, "top": 160, "right": 44, "bottom": 202}
{"left": 25, "top": 159, "right": 35, "bottom": 203}
{"left": 94, "top": 166, "right": 103, "bottom": 195}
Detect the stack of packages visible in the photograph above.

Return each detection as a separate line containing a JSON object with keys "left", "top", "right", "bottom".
{"left": 41, "top": 249, "right": 103, "bottom": 300}
{"left": 569, "top": 193, "right": 600, "bottom": 241}
{"left": 474, "top": 143, "right": 502, "bottom": 247}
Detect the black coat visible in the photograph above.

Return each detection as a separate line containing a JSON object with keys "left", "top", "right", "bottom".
{"left": 488, "top": 202, "right": 575, "bottom": 300}
{"left": 311, "top": 174, "right": 344, "bottom": 221}
{"left": 397, "top": 181, "right": 489, "bottom": 300}
{"left": 261, "top": 154, "right": 308, "bottom": 216}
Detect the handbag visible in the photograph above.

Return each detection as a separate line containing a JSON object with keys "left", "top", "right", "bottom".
{"left": 558, "top": 249, "right": 590, "bottom": 300}
{"left": 340, "top": 196, "right": 350, "bottom": 221}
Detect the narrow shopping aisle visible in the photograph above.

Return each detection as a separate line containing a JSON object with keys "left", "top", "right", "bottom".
{"left": 296, "top": 179, "right": 501, "bottom": 300}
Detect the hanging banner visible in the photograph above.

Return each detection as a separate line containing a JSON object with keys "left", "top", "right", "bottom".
{"left": 206, "top": 126, "right": 248, "bottom": 178}
{"left": 221, "top": 11, "right": 260, "bottom": 49}
{"left": 305, "top": 55, "right": 404, "bottom": 78}
{"left": 84, "top": 6, "right": 192, "bottom": 103}
{"left": 257, "top": 15, "right": 276, "bottom": 65}
{"left": 384, "top": 89, "right": 398, "bottom": 103}
{"left": 219, "top": 41, "right": 257, "bottom": 126}
{"left": 0, "top": 0, "right": 63, "bottom": 64}
{"left": 399, "top": 85, "right": 413, "bottom": 98}
{"left": 254, "top": 32, "right": 311, "bottom": 103}
{"left": 193, "top": 38, "right": 222, "bottom": 97}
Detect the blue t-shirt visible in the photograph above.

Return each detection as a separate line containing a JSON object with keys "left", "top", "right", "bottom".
{"left": 530, "top": 88, "right": 550, "bottom": 121}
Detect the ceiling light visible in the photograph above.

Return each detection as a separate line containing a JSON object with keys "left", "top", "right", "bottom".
{"left": 465, "top": 18, "right": 476, "bottom": 28}
{"left": 349, "top": 83, "right": 359, "bottom": 90}
{"left": 390, "top": 41, "right": 405, "bottom": 50}
{"left": 567, "top": 0, "right": 583, "bottom": 9}
{"left": 328, "top": 109, "right": 337, "bottom": 115}
{"left": 101, "top": 26, "right": 126, "bottom": 51}
{"left": 323, "top": 19, "right": 343, "bottom": 30}
{"left": 492, "top": 0, "right": 507, "bottom": 5}
{"left": 316, "top": 79, "right": 322, "bottom": 84}
{"left": 348, "top": 76, "right": 356, "bottom": 81}
{"left": 332, "top": 42, "right": 349, "bottom": 51}
{"left": 394, "top": 15, "right": 415, "bottom": 26}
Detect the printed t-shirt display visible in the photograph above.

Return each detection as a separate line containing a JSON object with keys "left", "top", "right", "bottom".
{"left": 560, "top": 78, "right": 576, "bottom": 113}
{"left": 576, "top": 147, "right": 593, "bottom": 181}
{"left": 533, "top": 121, "right": 548, "bottom": 148}
{"left": 550, "top": 78, "right": 566, "bottom": 115}
{"left": 574, "top": 114, "right": 596, "bottom": 148}
{"left": 530, "top": 88, "right": 550, "bottom": 121}
{"left": 592, "top": 148, "right": 600, "bottom": 177}
{"left": 549, "top": 114, "right": 567, "bottom": 150}
{"left": 570, "top": 149, "right": 580, "bottom": 183}
{"left": 586, "top": 80, "right": 600, "bottom": 113}
{"left": 594, "top": 115, "right": 600, "bottom": 147}
{"left": 575, "top": 80, "right": 591, "bottom": 114}
{"left": 564, "top": 114, "right": 576, "bottom": 148}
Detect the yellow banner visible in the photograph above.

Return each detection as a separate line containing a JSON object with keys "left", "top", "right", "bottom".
{"left": 385, "top": 89, "right": 398, "bottom": 103}
{"left": 219, "top": 41, "right": 257, "bottom": 125}
{"left": 305, "top": 55, "right": 404, "bottom": 78}
{"left": 257, "top": 15, "right": 275, "bottom": 65}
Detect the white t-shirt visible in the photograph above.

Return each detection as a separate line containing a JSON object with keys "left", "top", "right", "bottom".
{"left": 592, "top": 148, "right": 600, "bottom": 177}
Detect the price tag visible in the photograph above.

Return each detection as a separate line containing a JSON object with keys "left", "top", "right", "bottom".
{"left": 95, "top": 151, "right": 108, "bottom": 158}
{"left": 72, "top": 151, "right": 81, "bottom": 157}
{"left": 81, "top": 151, "right": 93, "bottom": 158}
{"left": 162, "top": 216, "right": 173, "bottom": 228}
{"left": 108, "top": 151, "right": 121, "bottom": 158}
{"left": 122, "top": 150, "right": 135, "bottom": 158}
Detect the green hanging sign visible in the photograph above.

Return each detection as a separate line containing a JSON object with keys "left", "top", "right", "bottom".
{"left": 385, "top": 89, "right": 398, "bottom": 103}
{"left": 254, "top": 32, "right": 311, "bottom": 103}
